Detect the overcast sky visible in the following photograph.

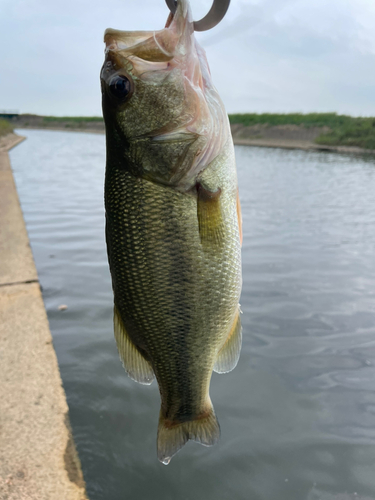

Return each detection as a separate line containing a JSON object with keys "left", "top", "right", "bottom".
{"left": 1, "top": 0, "right": 375, "bottom": 117}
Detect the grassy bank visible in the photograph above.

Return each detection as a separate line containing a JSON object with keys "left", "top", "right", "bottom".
{"left": 40, "top": 112, "right": 375, "bottom": 150}
{"left": 0, "top": 119, "right": 13, "bottom": 137}
{"left": 10, "top": 114, "right": 104, "bottom": 131}
{"left": 42, "top": 116, "right": 103, "bottom": 127}
{"left": 229, "top": 113, "right": 375, "bottom": 150}
{"left": 9, "top": 112, "right": 375, "bottom": 150}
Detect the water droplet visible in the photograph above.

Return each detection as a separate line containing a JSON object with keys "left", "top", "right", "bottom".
{"left": 162, "top": 457, "right": 171, "bottom": 465}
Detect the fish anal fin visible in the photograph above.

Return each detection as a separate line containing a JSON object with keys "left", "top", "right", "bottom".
{"left": 197, "top": 182, "right": 224, "bottom": 246}
{"left": 213, "top": 308, "right": 242, "bottom": 374}
{"left": 113, "top": 306, "right": 155, "bottom": 385}
{"left": 157, "top": 403, "right": 220, "bottom": 465}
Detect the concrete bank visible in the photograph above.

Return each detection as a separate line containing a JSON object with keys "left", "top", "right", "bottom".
{"left": 0, "top": 134, "right": 88, "bottom": 500}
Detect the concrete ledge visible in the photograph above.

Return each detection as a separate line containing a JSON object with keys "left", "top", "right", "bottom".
{"left": 0, "top": 150, "right": 38, "bottom": 286}
{"left": 0, "top": 136, "right": 88, "bottom": 499}
{"left": 0, "top": 133, "right": 26, "bottom": 153}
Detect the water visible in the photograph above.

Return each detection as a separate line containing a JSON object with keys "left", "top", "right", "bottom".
{"left": 10, "top": 129, "right": 375, "bottom": 500}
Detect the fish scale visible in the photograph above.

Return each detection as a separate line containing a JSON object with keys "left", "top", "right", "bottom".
{"left": 102, "top": 0, "right": 242, "bottom": 463}
{"left": 105, "top": 142, "right": 241, "bottom": 416}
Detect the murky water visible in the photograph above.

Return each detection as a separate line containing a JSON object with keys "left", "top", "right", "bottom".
{"left": 10, "top": 129, "right": 375, "bottom": 500}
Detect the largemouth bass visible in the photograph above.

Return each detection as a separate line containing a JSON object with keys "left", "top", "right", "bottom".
{"left": 101, "top": 0, "right": 242, "bottom": 465}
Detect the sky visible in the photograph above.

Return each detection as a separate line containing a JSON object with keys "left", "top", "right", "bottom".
{"left": 1, "top": 0, "right": 375, "bottom": 117}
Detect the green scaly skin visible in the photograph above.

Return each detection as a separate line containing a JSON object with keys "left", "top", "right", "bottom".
{"left": 105, "top": 136, "right": 241, "bottom": 423}
{"left": 101, "top": 0, "right": 242, "bottom": 462}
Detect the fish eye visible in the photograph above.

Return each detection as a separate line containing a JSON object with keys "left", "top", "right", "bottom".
{"left": 108, "top": 75, "right": 133, "bottom": 101}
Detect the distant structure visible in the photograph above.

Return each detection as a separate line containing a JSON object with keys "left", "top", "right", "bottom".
{"left": 0, "top": 110, "right": 19, "bottom": 119}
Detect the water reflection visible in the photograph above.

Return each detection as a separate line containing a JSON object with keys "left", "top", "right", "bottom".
{"left": 10, "top": 130, "right": 375, "bottom": 500}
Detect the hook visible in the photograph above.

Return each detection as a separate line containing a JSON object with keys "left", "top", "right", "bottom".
{"left": 165, "top": 0, "right": 231, "bottom": 32}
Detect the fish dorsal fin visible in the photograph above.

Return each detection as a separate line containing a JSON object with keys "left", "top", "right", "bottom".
{"left": 213, "top": 308, "right": 242, "bottom": 374}
{"left": 197, "top": 182, "right": 224, "bottom": 247}
{"left": 114, "top": 306, "right": 155, "bottom": 385}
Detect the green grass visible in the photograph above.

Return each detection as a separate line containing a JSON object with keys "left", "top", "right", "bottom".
{"left": 228, "top": 113, "right": 375, "bottom": 149}
{"left": 315, "top": 118, "right": 375, "bottom": 149}
{"left": 42, "top": 116, "right": 103, "bottom": 123}
{"left": 228, "top": 112, "right": 351, "bottom": 128}
{"left": 0, "top": 118, "right": 13, "bottom": 137}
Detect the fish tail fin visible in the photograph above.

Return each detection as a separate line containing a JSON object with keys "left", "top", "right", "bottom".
{"left": 157, "top": 403, "right": 220, "bottom": 465}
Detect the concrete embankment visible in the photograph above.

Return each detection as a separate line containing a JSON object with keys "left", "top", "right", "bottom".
{"left": 0, "top": 134, "right": 88, "bottom": 500}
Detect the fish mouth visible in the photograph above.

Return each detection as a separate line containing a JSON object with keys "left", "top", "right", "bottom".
{"left": 103, "top": 0, "right": 192, "bottom": 65}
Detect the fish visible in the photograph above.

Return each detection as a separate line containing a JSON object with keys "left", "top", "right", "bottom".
{"left": 101, "top": 0, "right": 242, "bottom": 465}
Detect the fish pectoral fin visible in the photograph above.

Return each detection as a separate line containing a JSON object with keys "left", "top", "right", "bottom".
{"left": 157, "top": 403, "right": 220, "bottom": 465}
{"left": 213, "top": 307, "right": 242, "bottom": 374}
{"left": 113, "top": 306, "right": 155, "bottom": 385}
{"left": 197, "top": 182, "right": 224, "bottom": 247}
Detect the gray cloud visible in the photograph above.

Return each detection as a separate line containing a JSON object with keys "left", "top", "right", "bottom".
{"left": 1, "top": 0, "right": 375, "bottom": 116}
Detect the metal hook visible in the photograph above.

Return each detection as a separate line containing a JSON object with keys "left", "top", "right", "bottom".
{"left": 165, "top": 0, "right": 231, "bottom": 32}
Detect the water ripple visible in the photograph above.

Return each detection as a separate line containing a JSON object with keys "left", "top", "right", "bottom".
{"left": 9, "top": 131, "right": 375, "bottom": 500}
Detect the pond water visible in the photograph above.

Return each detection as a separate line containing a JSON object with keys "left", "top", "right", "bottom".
{"left": 10, "top": 129, "right": 375, "bottom": 500}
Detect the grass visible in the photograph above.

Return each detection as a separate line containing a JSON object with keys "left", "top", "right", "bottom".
{"left": 0, "top": 118, "right": 13, "bottom": 137}
{"left": 12, "top": 112, "right": 375, "bottom": 150}
{"left": 42, "top": 116, "right": 103, "bottom": 123}
{"left": 228, "top": 113, "right": 375, "bottom": 149}
{"left": 42, "top": 116, "right": 103, "bottom": 129}
{"left": 228, "top": 112, "right": 349, "bottom": 128}
{"left": 315, "top": 118, "right": 375, "bottom": 149}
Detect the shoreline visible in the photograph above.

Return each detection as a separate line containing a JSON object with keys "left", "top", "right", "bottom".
{"left": 14, "top": 126, "right": 375, "bottom": 156}
{"left": 0, "top": 133, "right": 88, "bottom": 499}
{"left": 232, "top": 137, "right": 375, "bottom": 155}
{"left": 0, "top": 133, "right": 27, "bottom": 152}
